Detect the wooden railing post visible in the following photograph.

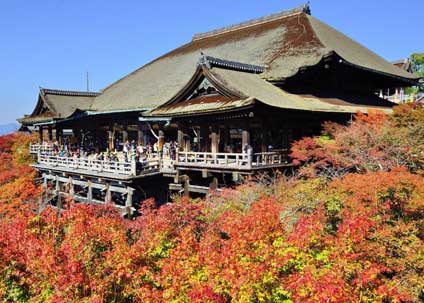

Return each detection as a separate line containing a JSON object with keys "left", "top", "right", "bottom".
{"left": 87, "top": 180, "right": 93, "bottom": 203}
{"left": 130, "top": 158, "right": 137, "bottom": 175}
{"left": 247, "top": 149, "right": 253, "bottom": 169}
{"left": 125, "top": 187, "right": 134, "bottom": 219}
{"left": 69, "top": 176, "right": 74, "bottom": 199}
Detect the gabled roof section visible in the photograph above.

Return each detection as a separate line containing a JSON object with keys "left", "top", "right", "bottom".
{"left": 91, "top": 3, "right": 418, "bottom": 112}
{"left": 18, "top": 88, "right": 99, "bottom": 125}
{"left": 147, "top": 57, "right": 395, "bottom": 117}
{"left": 38, "top": 88, "right": 98, "bottom": 118}
{"left": 392, "top": 58, "right": 412, "bottom": 73}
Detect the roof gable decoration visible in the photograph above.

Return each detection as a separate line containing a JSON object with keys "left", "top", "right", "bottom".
{"left": 161, "top": 54, "right": 259, "bottom": 108}
{"left": 144, "top": 55, "right": 261, "bottom": 117}
{"left": 199, "top": 53, "right": 266, "bottom": 74}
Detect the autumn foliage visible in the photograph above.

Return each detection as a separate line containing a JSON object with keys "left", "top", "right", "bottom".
{"left": 290, "top": 104, "right": 424, "bottom": 178}
{"left": 0, "top": 106, "right": 423, "bottom": 303}
{"left": 0, "top": 132, "right": 41, "bottom": 219}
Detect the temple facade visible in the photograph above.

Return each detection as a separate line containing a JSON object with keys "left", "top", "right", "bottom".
{"left": 18, "top": 4, "right": 420, "bottom": 216}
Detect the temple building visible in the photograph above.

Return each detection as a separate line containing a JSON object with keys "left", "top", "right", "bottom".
{"left": 18, "top": 4, "right": 421, "bottom": 215}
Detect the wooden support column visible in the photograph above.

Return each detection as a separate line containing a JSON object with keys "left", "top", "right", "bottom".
{"left": 52, "top": 129, "right": 57, "bottom": 141}
{"left": 177, "top": 129, "right": 184, "bottom": 152}
{"left": 183, "top": 179, "right": 190, "bottom": 197}
{"left": 108, "top": 130, "right": 114, "bottom": 151}
{"left": 222, "top": 126, "right": 229, "bottom": 152}
{"left": 242, "top": 129, "right": 250, "bottom": 151}
{"left": 184, "top": 127, "right": 191, "bottom": 152}
{"left": 122, "top": 129, "right": 128, "bottom": 143}
{"left": 211, "top": 126, "right": 219, "bottom": 154}
{"left": 261, "top": 124, "right": 269, "bottom": 153}
{"left": 125, "top": 187, "right": 134, "bottom": 218}
{"left": 87, "top": 180, "right": 93, "bottom": 203}
{"left": 200, "top": 126, "right": 209, "bottom": 152}
{"left": 48, "top": 126, "right": 53, "bottom": 141}
{"left": 158, "top": 129, "right": 165, "bottom": 153}
{"left": 39, "top": 127, "right": 44, "bottom": 143}
{"left": 105, "top": 182, "right": 111, "bottom": 203}
{"left": 69, "top": 176, "right": 74, "bottom": 199}
{"left": 55, "top": 175, "right": 60, "bottom": 193}
{"left": 57, "top": 129, "right": 63, "bottom": 145}
{"left": 137, "top": 129, "right": 144, "bottom": 146}
{"left": 55, "top": 175, "right": 63, "bottom": 213}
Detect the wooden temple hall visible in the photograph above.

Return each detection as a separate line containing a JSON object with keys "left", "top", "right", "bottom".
{"left": 18, "top": 4, "right": 420, "bottom": 215}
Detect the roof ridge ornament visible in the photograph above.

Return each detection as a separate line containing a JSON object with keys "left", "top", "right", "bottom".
{"left": 192, "top": 3, "right": 311, "bottom": 41}
{"left": 39, "top": 87, "right": 101, "bottom": 97}
{"left": 198, "top": 53, "right": 266, "bottom": 74}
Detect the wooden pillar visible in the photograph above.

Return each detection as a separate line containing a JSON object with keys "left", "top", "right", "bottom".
{"left": 52, "top": 129, "right": 57, "bottom": 141}
{"left": 57, "top": 129, "right": 63, "bottom": 145}
{"left": 55, "top": 175, "right": 60, "bottom": 193}
{"left": 126, "top": 187, "right": 134, "bottom": 219}
{"left": 158, "top": 129, "right": 165, "bottom": 152}
{"left": 211, "top": 126, "right": 219, "bottom": 154}
{"left": 137, "top": 129, "right": 144, "bottom": 146}
{"left": 261, "top": 128, "right": 268, "bottom": 153}
{"left": 131, "top": 158, "right": 137, "bottom": 175}
{"left": 39, "top": 127, "right": 44, "bottom": 143}
{"left": 87, "top": 180, "right": 93, "bottom": 203}
{"left": 48, "top": 126, "right": 53, "bottom": 141}
{"left": 177, "top": 129, "right": 184, "bottom": 152}
{"left": 55, "top": 175, "right": 62, "bottom": 213}
{"left": 184, "top": 127, "right": 191, "bottom": 152}
{"left": 183, "top": 179, "right": 190, "bottom": 197}
{"left": 69, "top": 176, "right": 74, "bottom": 199}
{"left": 108, "top": 130, "right": 114, "bottom": 151}
{"left": 200, "top": 126, "right": 209, "bottom": 152}
{"left": 242, "top": 129, "right": 250, "bottom": 151}
{"left": 122, "top": 129, "right": 128, "bottom": 144}
{"left": 210, "top": 177, "right": 218, "bottom": 190}
{"left": 222, "top": 126, "right": 229, "bottom": 152}
{"left": 105, "top": 182, "right": 111, "bottom": 203}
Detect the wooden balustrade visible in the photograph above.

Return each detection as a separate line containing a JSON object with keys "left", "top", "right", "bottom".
{"left": 37, "top": 154, "right": 160, "bottom": 176}
{"left": 176, "top": 150, "right": 289, "bottom": 170}
{"left": 30, "top": 143, "right": 55, "bottom": 154}
{"left": 35, "top": 148, "right": 289, "bottom": 176}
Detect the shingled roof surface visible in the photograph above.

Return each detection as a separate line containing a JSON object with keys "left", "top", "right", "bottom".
{"left": 90, "top": 4, "right": 418, "bottom": 112}
{"left": 40, "top": 88, "right": 99, "bottom": 118}
{"left": 147, "top": 64, "right": 394, "bottom": 117}
{"left": 18, "top": 88, "right": 99, "bottom": 124}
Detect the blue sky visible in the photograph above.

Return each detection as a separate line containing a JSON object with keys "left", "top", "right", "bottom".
{"left": 0, "top": 0, "right": 422, "bottom": 123}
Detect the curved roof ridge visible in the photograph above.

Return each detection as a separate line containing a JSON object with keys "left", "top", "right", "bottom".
{"left": 95, "top": 6, "right": 305, "bottom": 97}
{"left": 199, "top": 53, "right": 266, "bottom": 73}
{"left": 40, "top": 87, "right": 100, "bottom": 97}
{"left": 192, "top": 3, "right": 310, "bottom": 41}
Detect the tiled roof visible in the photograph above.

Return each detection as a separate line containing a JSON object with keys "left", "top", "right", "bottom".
{"left": 91, "top": 4, "right": 418, "bottom": 112}
{"left": 40, "top": 88, "right": 100, "bottom": 97}
{"left": 192, "top": 3, "right": 311, "bottom": 41}
{"left": 199, "top": 54, "right": 266, "bottom": 73}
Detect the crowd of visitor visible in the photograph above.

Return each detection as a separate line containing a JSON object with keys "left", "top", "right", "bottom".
{"left": 38, "top": 139, "right": 179, "bottom": 165}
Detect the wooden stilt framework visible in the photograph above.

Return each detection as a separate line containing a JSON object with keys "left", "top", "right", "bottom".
{"left": 42, "top": 173, "right": 135, "bottom": 217}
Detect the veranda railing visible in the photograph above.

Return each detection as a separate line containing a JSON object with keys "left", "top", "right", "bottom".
{"left": 37, "top": 154, "right": 161, "bottom": 176}
{"left": 176, "top": 150, "right": 289, "bottom": 169}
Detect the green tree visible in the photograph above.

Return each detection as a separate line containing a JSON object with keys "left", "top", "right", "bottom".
{"left": 406, "top": 52, "right": 424, "bottom": 94}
